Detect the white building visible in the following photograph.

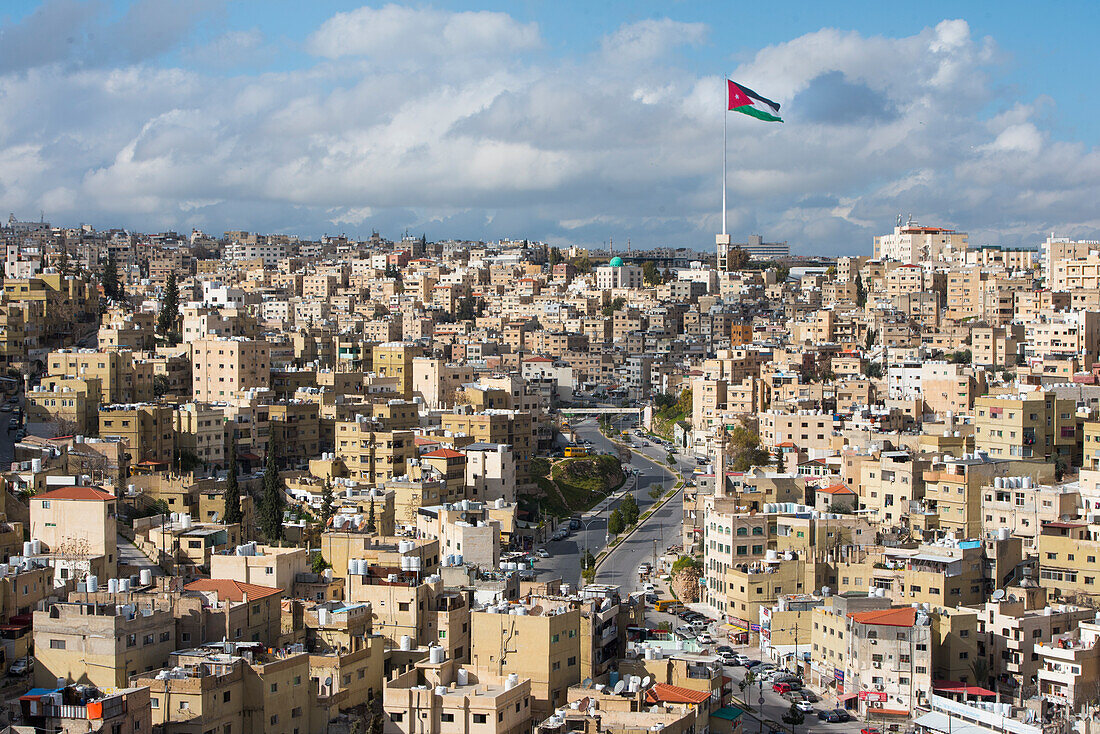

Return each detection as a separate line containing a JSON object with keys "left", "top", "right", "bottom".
{"left": 595, "top": 258, "right": 643, "bottom": 289}
{"left": 874, "top": 222, "right": 968, "bottom": 264}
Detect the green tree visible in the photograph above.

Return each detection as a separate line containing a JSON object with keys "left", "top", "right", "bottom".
{"left": 259, "top": 436, "right": 286, "bottom": 542}
{"left": 863, "top": 362, "right": 883, "bottom": 379}
{"left": 727, "top": 422, "right": 772, "bottom": 471}
{"left": 726, "top": 246, "right": 750, "bottom": 270}
{"left": 319, "top": 479, "right": 334, "bottom": 527}
{"left": 648, "top": 483, "right": 663, "bottom": 501}
{"left": 608, "top": 508, "right": 624, "bottom": 535}
{"left": 620, "top": 494, "right": 639, "bottom": 526}
{"left": 157, "top": 270, "right": 180, "bottom": 344}
{"left": 223, "top": 440, "right": 243, "bottom": 525}
{"left": 367, "top": 497, "right": 377, "bottom": 533}
{"left": 775, "top": 265, "right": 791, "bottom": 282}
{"left": 548, "top": 247, "right": 563, "bottom": 267}
{"left": 829, "top": 500, "right": 853, "bottom": 514}
{"left": 574, "top": 256, "right": 592, "bottom": 273}
{"left": 102, "top": 252, "right": 120, "bottom": 301}
{"left": 855, "top": 274, "right": 867, "bottom": 307}
{"left": 775, "top": 449, "right": 786, "bottom": 473}
{"left": 582, "top": 549, "right": 596, "bottom": 569}
{"left": 311, "top": 552, "right": 330, "bottom": 574}
{"left": 642, "top": 261, "right": 663, "bottom": 285}
{"left": 864, "top": 328, "right": 876, "bottom": 351}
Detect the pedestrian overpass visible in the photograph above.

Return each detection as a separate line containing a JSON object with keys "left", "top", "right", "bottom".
{"left": 558, "top": 408, "right": 644, "bottom": 416}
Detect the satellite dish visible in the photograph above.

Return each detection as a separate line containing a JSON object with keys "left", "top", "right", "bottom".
{"left": 613, "top": 680, "right": 626, "bottom": 694}
{"left": 992, "top": 589, "right": 1006, "bottom": 601}
{"left": 325, "top": 677, "right": 333, "bottom": 686}
{"left": 641, "top": 676, "right": 652, "bottom": 689}
{"left": 582, "top": 678, "right": 594, "bottom": 688}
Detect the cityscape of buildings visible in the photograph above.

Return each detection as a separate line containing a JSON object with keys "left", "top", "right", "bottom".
{"left": 0, "top": 210, "right": 1098, "bottom": 734}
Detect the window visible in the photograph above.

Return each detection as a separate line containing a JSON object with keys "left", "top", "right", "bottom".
{"left": 473, "top": 714, "right": 487, "bottom": 724}
{"left": 441, "top": 714, "right": 454, "bottom": 723}
{"left": 50, "top": 639, "right": 66, "bottom": 649}
{"left": 150, "top": 697, "right": 159, "bottom": 708}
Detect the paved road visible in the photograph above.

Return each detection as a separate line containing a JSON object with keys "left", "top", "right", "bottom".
{"left": 116, "top": 534, "right": 166, "bottom": 577}
{"left": 535, "top": 417, "right": 686, "bottom": 588}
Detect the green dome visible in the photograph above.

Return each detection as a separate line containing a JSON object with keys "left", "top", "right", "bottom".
{"left": 609, "top": 256, "right": 624, "bottom": 267}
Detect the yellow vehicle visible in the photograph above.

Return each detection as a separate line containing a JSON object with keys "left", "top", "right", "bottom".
{"left": 564, "top": 446, "right": 590, "bottom": 458}
{"left": 654, "top": 599, "right": 679, "bottom": 612}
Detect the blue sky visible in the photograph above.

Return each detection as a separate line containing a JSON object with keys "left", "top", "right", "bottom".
{"left": 2, "top": 0, "right": 1100, "bottom": 254}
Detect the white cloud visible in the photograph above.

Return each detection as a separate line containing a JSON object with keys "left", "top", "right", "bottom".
{"left": 305, "top": 4, "right": 540, "bottom": 60}
{"left": 2, "top": 7, "right": 1100, "bottom": 253}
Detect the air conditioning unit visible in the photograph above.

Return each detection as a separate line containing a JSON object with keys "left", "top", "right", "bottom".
{"left": 875, "top": 685, "right": 885, "bottom": 691}
{"left": 872, "top": 661, "right": 881, "bottom": 669}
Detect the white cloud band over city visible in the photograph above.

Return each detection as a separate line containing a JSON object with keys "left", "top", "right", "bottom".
{"left": 2, "top": 1, "right": 1099, "bottom": 254}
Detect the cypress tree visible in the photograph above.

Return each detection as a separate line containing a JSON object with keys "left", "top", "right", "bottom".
{"left": 157, "top": 271, "right": 180, "bottom": 344}
{"left": 259, "top": 436, "right": 285, "bottom": 541}
{"left": 367, "top": 497, "right": 377, "bottom": 533}
{"left": 103, "top": 252, "right": 119, "bottom": 301}
{"left": 223, "top": 440, "right": 242, "bottom": 525}
{"left": 320, "top": 479, "right": 334, "bottom": 527}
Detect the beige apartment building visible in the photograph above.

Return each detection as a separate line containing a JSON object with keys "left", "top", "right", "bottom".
{"left": 844, "top": 606, "right": 933, "bottom": 721}
{"left": 34, "top": 600, "right": 176, "bottom": 688}
{"left": 191, "top": 337, "right": 271, "bottom": 401}
{"left": 99, "top": 402, "right": 176, "bottom": 464}
{"left": 440, "top": 410, "right": 533, "bottom": 483}
{"left": 874, "top": 223, "right": 968, "bottom": 264}
{"left": 29, "top": 485, "right": 118, "bottom": 570}
{"left": 973, "top": 393, "right": 1077, "bottom": 462}
{"left": 334, "top": 419, "right": 415, "bottom": 484}
{"left": 374, "top": 342, "right": 423, "bottom": 398}
{"left": 48, "top": 348, "right": 155, "bottom": 404}
{"left": 385, "top": 654, "right": 532, "bottom": 734}
{"left": 470, "top": 600, "right": 584, "bottom": 718}
{"left": 758, "top": 409, "right": 834, "bottom": 453}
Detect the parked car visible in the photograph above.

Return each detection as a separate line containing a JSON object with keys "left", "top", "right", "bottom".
{"left": 9, "top": 657, "right": 32, "bottom": 676}
{"left": 536, "top": 549, "right": 550, "bottom": 558}
{"left": 718, "top": 653, "right": 738, "bottom": 666}
{"left": 862, "top": 728, "right": 883, "bottom": 734}
{"left": 696, "top": 634, "right": 714, "bottom": 645}
{"left": 801, "top": 691, "right": 820, "bottom": 703}
{"left": 796, "top": 701, "right": 815, "bottom": 713}
{"left": 818, "top": 711, "right": 842, "bottom": 723}
{"left": 645, "top": 594, "right": 659, "bottom": 604}
{"left": 715, "top": 645, "right": 733, "bottom": 655}
{"left": 742, "top": 659, "right": 763, "bottom": 669}
{"left": 733, "top": 654, "right": 752, "bottom": 666}
{"left": 772, "top": 683, "right": 793, "bottom": 694}
{"left": 7, "top": 417, "right": 18, "bottom": 430}
{"left": 831, "top": 710, "right": 852, "bottom": 722}
{"left": 675, "top": 626, "right": 694, "bottom": 637}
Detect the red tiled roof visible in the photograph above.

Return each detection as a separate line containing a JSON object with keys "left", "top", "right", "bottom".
{"left": 185, "top": 579, "right": 283, "bottom": 602}
{"left": 1044, "top": 521, "right": 1085, "bottom": 529}
{"left": 847, "top": 607, "right": 916, "bottom": 627}
{"left": 818, "top": 484, "right": 855, "bottom": 495}
{"left": 777, "top": 442, "right": 796, "bottom": 448}
{"left": 876, "top": 709, "right": 910, "bottom": 716}
{"left": 35, "top": 486, "right": 115, "bottom": 502}
{"left": 645, "top": 683, "right": 711, "bottom": 705}
{"left": 422, "top": 448, "right": 464, "bottom": 459}
{"left": 414, "top": 437, "right": 441, "bottom": 446}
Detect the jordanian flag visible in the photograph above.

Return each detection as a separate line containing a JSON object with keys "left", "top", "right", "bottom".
{"left": 727, "top": 79, "right": 782, "bottom": 122}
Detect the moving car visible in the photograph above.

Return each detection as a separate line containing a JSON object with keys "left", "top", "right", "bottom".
{"left": 795, "top": 701, "right": 815, "bottom": 713}
{"left": 536, "top": 549, "right": 550, "bottom": 558}
{"left": 862, "top": 728, "right": 883, "bottom": 734}
{"left": 818, "top": 711, "right": 842, "bottom": 723}
{"left": 742, "top": 659, "right": 763, "bottom": 669}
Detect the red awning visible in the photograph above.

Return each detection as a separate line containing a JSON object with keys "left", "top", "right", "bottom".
{"left": 933, "top": 681, "right": 997, "bottom": 697}
{"left": 837, "top": 693, "right": 859, "bottom": 702}
{"left": 240, "top": 452, "right": 261, "bottom": 461}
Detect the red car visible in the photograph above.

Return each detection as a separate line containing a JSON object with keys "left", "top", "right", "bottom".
{"left": 773, "top": 683, "right": 793, "bottom": 694}
{"left": 862, "top": 728, "right": 882, "bottom": 734}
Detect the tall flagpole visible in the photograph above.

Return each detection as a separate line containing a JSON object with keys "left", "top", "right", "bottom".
{"left": 717, "top": 80, "right": 731, "bottom": 268}
{"left": 722, "top": 94, "right": 727, "bottom": 236}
